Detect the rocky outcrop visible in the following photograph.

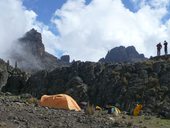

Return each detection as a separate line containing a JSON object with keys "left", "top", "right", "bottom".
{"left": 10, "top": 28, "right": 70, "bottom": 73}
{"left": 0, "top": 59, "right": 8, "bottom": 89}
{"left": 61, "top": 55, "right": 70, "bottom": 63}
{"left": 2, "top": 57, "right": 170, "bottom": 118}
{"left": 1, "top": 68, "right": 28, "bottom": 95}
{"left": 65, "top": 76, "right": 88, "bottom": 102}
{"left": 0, "top": 58, "right": 28, "bottom": 92}
{"left": 99, "top": 46, "right": 146, "bottom": 63}
{"left": 19, "top": 28, "right": 45, "bottom": 57}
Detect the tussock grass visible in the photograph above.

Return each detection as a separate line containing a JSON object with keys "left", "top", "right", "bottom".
{"left": 26, "top": 97, "right": 38, "bottom": 105}
{"left": 85, "top": 102, "right": 95, "bottom": 115}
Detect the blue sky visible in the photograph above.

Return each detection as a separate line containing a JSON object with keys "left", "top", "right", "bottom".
{"left": 23, "top": 0, "right": 170, "bottom": 34}
{"left": 23, "top": 0, "right": 138, "bottom": 33}
{"left": 23, "top": 0, "right": 66, "bottom": 25}
{"left": 23, "top": 0, "right": 96, "bottom": 36}
{"left": 23, "top": 0, "right": 93, "bottom": 25}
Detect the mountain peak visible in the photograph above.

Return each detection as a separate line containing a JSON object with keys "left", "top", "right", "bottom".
{"left": 19, "top": 28, "right": 45, "bottom": 57}
{"left": 99, "top": 45, "right": 146, "bottom": 63}
{"left": 10, "top": 29, "right": 70, "bottom": 72}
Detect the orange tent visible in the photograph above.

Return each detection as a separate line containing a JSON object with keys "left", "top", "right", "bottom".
{"left": 39, "top": 94, "right": 81, "bottom": 111}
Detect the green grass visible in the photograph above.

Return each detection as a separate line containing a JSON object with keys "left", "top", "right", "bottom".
{"left": 123, "top": 115, "right": 170, "bottom": 128}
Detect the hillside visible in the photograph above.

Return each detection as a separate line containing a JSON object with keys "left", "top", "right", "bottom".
{"left": 1, "top": 56, "right": 170, "bottom": 119}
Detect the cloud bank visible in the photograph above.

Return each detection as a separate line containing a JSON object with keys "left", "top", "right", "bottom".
{"left": 52, "top": 0, "right": 170, "bottom": 61}
{"left": 1, "top": 0, "right": 170, "bottom": 62}
{"left": 0, "top": 0, "right": 60, "bottom": 60}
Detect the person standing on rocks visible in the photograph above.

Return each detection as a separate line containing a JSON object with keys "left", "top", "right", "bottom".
{"left": 164, "top": 40, "right": 168, "bottom": 55}
{"left": 157, "top": 43, "right": 162, "bottom": 56}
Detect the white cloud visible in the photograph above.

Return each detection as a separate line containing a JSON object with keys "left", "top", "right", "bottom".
{"left": 131, "top": 0, "right": 170, "bottom": 8}
{"left": 41, "top": 28, "right": 61, "bottom": 56}
{"left": 0, "top": 0, "right": 27, "bottom": 58}
{"left": 145, "top": 0, "right": 170, "bottom": 8}
{"left": 51, "top": 0, "right": 170, "bottom": 61}
{"left": 0, "top": 0, "right": 60, "bottom": 61}
{"left": 1, "top": 0, "right": 170, "bottom": 62}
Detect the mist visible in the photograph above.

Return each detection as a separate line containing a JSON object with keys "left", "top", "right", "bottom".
{"left": 0, "top": 0, "right": 60, "bottom": 64}
{"left": 0, "top": 0, "right": 26, "bottom": 60}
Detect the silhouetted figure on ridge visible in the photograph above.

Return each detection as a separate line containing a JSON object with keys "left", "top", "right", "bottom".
{"left": 164, "top": 40, "right": 168, "bottom": 55}
{"left": 157, "top": 43, "right": 162, "bottom": 56}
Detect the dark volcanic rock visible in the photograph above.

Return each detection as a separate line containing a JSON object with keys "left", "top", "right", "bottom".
{"left": 100, "top": 46, "right": 146, "bottom": 63}
{"left": 1, "top": 68, "right": 28, "bottom": 95}
{"left": 21, "top": 70, "right": 49, "bottom": 97}
{"left": 25, "top": 59, "right": 170, "bottom": 118}
{"left": 0, "top": 59, "right": 8, "bottom": 89}
{"left": 10, "top": 28, "right": 70, "bottom": 73}
{"left": 65, "top": 76, "right": 88, "bottom": 102}
{"left": 19, "top": 28, "right": 45, "bottom": 58}
{"left": 2, "top": 56, "right": 170, "bottom": 118}
{"left": 61, "top": 55, "right": 70, "bottom": 63}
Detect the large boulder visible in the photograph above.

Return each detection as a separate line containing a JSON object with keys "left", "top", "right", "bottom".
{"left": 22, "top": 70, "right": 49, "bottom": 98}
{"left": 65, "top": 76, "right": 88, "bottom": 102}
{"left": 1, "top": 68, "right": 27, "bottom": 94}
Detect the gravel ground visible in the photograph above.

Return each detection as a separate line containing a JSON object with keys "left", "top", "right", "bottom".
{"left": 0, "top": 93, "right": 169, "bottom": 128}
{"left": 0, "top": 93, "right": 129, "bottom": 128}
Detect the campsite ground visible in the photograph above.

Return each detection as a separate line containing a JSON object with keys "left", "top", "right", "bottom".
{"left": 114, "top": 114, "right": 170, "bottom": 128}
{"left": 0, "top": 93, "right": 170, "bottom": 128}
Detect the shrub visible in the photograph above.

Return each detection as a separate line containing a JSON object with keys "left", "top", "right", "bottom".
{"left": 143, "top": 60, "right": 154, "bottom": 66}
{"left": 85, "top": 102, "right": 95, "bottom": 115}
{"left": 26, "top": 97, "right": 38, "bottom": 105}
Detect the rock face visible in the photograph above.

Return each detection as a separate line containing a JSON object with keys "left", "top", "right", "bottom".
{"left": 1, "top": 68, "right": 28, "bottom": 95}
{"left": 65, "top": 76, "right": 88, "bottom": 103}
{"left": 61, "top": 55, "right": 70, "bottom": 63}
{"left": 0, "top": 59, "right": 8, "bottom": 89}
{"left": 2, "top": 56, "right": 170, "bottom": 118}
{"left": 10, "top": 28, "right": 70, "bottom": 72}
{"left": 99, "top": 46, "right": 146, "bottom": 63}
{"left": 19, "top": 28, "right": 45, "bottom": 57}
